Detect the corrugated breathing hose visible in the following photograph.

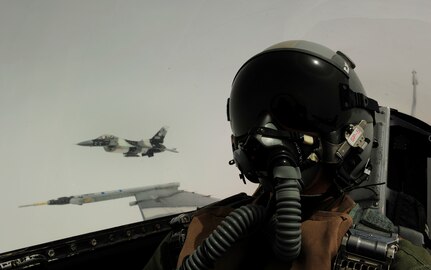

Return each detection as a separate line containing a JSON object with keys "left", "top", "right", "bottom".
{"left": 178, "top": 204, "right": 266, "bottom": 270}
{"left": 272, "top": 165, "right": 302, "bottom": 261}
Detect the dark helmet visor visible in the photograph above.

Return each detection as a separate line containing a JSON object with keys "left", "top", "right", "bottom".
{"left": 229, "top": 50, "right": 353, "bottom": 137}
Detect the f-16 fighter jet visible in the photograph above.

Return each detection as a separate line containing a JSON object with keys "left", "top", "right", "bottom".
{"left": 77, "top": 126, "right": 178, "bottom": 157}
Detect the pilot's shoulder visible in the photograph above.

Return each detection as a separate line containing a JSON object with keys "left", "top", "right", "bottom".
{"left": 392, "top": 239, "right": 431, "bottom": 269}
{"left": 349, "top": 204, "right": 396, "bottom": 233}
{"left": 349, "top": 204, "right": 431, "bottom": 269}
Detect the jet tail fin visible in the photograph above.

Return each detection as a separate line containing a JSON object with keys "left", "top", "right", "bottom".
{"left": 150, "top": 126, "right": 169, "bottom": 145}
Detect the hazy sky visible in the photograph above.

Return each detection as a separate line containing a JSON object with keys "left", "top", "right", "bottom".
{"left": 1, "top": 0, "right": 430, "bottom": 252}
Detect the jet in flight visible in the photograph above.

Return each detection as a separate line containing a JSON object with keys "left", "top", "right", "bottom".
{"left": 77, "top": 126, "right": 178, "bottom": 157}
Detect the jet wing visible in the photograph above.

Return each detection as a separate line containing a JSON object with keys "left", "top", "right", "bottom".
{"left": 123, "top": 147, "right": 141, "bottom": 157}
{"left": 131, "top": 190, "right": 219, "bottom": 209}
{"left": 18, "top": 182, "right": 218, "bottom": 221}
{"left": 129, "top": 185, "right": 219, "bottom": 220}
{"left": 19, "top": 183, "right": 190, "bottom": 207}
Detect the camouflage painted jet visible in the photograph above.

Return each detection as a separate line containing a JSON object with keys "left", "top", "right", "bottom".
{"left": 77, "top": 126, "right": 178, "bottom": 157}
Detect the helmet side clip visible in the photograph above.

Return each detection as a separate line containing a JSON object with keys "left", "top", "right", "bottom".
{"left": 336, "top": 120, "right": 370, "bottom": 161}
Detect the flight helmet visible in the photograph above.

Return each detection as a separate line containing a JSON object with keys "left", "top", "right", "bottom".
{"left": 227, "top": 40, "right": 380, "bottom": 191}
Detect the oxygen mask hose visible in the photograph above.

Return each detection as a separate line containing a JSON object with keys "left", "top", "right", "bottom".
{"left": 178, "top": 204, "right": 266, "bottom": 270}
{"left": 272, "top": 164, "right": 302, "bottom": 261}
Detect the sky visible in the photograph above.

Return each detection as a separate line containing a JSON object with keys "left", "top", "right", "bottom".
{"left": 0, "top": 0, "right": 430, "bottom": 252}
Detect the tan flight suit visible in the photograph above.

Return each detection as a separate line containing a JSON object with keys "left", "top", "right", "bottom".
{"left": 176, "top": 196, "right": 354, "bottom": 270}
{"left": 143, "top": 195, "right": 431, "bottom": 269}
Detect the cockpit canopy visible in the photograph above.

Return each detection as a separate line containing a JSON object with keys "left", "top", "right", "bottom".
{"left": 96, "top": 134, "right": 116, "bottom": 140}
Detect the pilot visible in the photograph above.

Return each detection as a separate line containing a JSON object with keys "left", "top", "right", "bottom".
{"left": 143, "top": 40, "right": 431, "bottom": 270}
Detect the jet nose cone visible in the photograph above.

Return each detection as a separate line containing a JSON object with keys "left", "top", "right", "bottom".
{"left": 77, "top": 140, "right": 94, "bottom": 146}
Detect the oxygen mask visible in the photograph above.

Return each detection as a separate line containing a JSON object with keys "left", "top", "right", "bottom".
{"left": 230, "top": 119, "right": 322, "bottom": 261}
{"left": 232, "top": 121, "right": 320, "bottom": 189}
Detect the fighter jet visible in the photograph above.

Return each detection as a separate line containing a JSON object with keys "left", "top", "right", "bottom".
{"left": 77, "top": 126, "right": 178, "bottom": 157}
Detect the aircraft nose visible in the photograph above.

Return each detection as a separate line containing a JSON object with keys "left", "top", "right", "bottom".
{"left": 77, "top": 140, "right": 94, "bottom": 146}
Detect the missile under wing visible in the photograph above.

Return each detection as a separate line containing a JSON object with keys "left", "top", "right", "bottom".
{"left": 19, "top": 182, "right": 219, "bottom": 220}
